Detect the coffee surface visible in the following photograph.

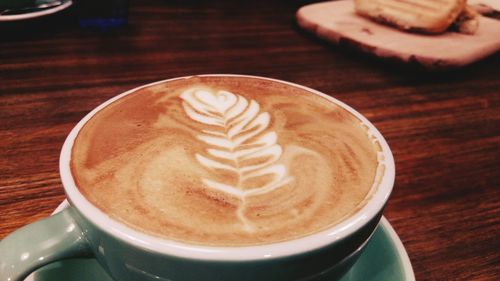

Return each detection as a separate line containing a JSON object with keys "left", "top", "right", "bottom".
{"left": 71, "top": 76, "right": 384, "bottom": 246}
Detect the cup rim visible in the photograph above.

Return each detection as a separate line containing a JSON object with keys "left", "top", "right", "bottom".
{"left": 59, "top": 74, "right": 395, "bottom": 261}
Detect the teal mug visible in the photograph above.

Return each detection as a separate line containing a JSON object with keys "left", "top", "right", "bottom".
{"left": 0, "top": 75, "right": 395, "bottom": 281}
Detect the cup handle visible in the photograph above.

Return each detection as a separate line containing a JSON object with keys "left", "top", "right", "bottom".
{"left": 0, "top": 207, "right": 91, "bottom": 281}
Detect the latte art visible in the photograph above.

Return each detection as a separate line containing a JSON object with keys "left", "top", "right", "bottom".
{"left": 181, "top": 88, "right": 294, "bottom": 231}
{"left": 71, "top": 76, "right": 384, "bottom": 246}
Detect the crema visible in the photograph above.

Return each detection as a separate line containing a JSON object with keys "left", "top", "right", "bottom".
{"left": 71, "top": 76, "right": 384, "bottom": 246}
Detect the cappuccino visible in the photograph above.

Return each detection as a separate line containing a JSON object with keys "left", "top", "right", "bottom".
{"left": 71, "top": 76, "right": 384, "bottom": 246}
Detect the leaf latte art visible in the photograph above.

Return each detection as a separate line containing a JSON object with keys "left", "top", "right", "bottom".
{"left": 71, "top": 76, "right": 384, "bottom": 246}
{"left": 181, "top": 88, "right": 292, "bottom": 230}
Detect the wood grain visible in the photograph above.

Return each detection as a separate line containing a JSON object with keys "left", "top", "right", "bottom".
{"left": 296, "top": 0, "right": 500, "bottom": 68}
{"left": 0, "top": 0, "right": 499, "bottom": 280}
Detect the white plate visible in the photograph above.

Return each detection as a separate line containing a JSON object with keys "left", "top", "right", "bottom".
{"left": 0, "top": 0, "right": 72, "bottom": 22}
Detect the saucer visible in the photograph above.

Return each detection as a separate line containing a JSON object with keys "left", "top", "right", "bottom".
{"left": 0, "top": 0, "right": 72, "bottom": 22}
{"left": 26, "top": 201, "right": 415, "bottom": 281}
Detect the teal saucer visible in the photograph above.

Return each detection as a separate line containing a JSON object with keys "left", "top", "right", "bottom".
{"left": 340, "top": 217, "right": 415, "bottom": 281}
{"left": 26, "top": 213, "right": 414, "bottom": 281}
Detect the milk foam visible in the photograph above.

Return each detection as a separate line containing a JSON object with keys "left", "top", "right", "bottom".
{"left": 71, "top": 76, "right": 383, "bottom": 246}
{"left": 181, "top": 88, "right": 294, "bottom": 230}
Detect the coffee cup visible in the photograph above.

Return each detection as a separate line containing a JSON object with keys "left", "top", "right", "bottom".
{"left": 0, "top": 75, "right": 395, "bottom": 281}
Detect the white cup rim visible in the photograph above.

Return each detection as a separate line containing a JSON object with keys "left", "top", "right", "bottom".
{"left": 59, "top": 74, "right": 395, "bottom": 261}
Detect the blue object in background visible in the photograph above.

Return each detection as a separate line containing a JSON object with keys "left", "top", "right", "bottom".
{"left": 77, "top": 0, "right": 128, "bottom": 30}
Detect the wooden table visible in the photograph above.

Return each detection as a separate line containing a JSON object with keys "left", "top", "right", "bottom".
{"left": 1, "top": 0, "right": 499, "bottom": 280}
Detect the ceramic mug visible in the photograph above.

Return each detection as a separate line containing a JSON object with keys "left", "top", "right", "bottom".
{"left": 0, "top": 75, "right": 395, "bottom": 281}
